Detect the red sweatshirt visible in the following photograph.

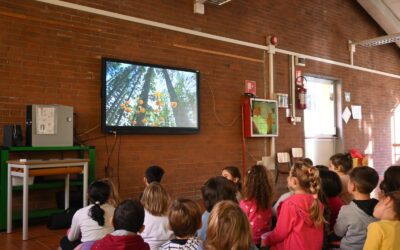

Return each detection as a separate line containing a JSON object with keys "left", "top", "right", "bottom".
{"left": 263, "top": 193, "right": 324, "bottom": 250}
{"left": 91, "top": 233, "right": 150, "bottom": 250}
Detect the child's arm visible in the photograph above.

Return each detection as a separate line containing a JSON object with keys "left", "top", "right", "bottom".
{"left": 262, "top": 201, "right": 295, "bottom": 246}
{"left": 363, "top": 223, "right": 382, "bottom": 250}
{"left": 67, "top": 211, "right": 81, "bottom": 241}
{"left": 333, "top": 206, "right": 349, "bottom": 237}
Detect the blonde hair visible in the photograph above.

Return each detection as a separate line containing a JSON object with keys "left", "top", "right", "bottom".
{"left": 99, "top": 178, "right": 120, "bottom": 207}
{"left": 204, "top": 200, "right": 252, "bottom": 250}
{"left": 141, "top": 182, "right": 170, "bottom": 216}
{"left": 291, "top": 161, "right": 324, "bottom": 226}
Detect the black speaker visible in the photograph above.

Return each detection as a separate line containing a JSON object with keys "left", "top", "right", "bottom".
{"left": 3, "top": 124, "right": 23, "bottom": 147}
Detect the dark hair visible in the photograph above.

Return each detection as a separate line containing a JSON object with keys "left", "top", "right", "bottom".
{"left": 386, "top": 191, "right": 400, "bottom": 220}
{"left": 145, "top": 165, "right": 165, "bottom": 183}
{"left": 244, "top": 165, "right": 273, "bottom": 209}
{"left": 222, "top": 166, "right": 242, "bottom": 192}
{"left": 88, "top": 181, "right": 111, "bottom": 226}
{"left": 168, "top": 198, "right": 202, "bottom": 237}
{"left": 349, "top": 167, "right": 379, "bottom": 194}
{"left": 330, "top": 153, "right": 353, "bottom": 173}
{"left": 113, "top": 199, "right": 144, "bottom": 232}
{"left": 201, "top": 176, "right": 237, "bottom": 212}
{"left": 319, "top": 169, "right": 342, "bottom": 197}
{"left": 302, "top": 158, "right": 314, "bottom": 166}
{"left": 315, "top": 165, "right": 329, "bottom": 171}
{"left": 379, "top": 166, "right": 400, "bottom": 194}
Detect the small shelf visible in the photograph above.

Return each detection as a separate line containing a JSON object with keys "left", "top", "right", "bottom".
{"left": 12, "top": 180, "right": 83, "bottom": 191}
{"left": 12, "top": 208, "right": 64, "bottom": 221}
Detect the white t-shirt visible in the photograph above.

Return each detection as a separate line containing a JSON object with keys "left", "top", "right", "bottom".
{"left": 140, "top": 209, "right": 174, "bottom": 250}
{"left": 67, "top": 203, "right": 115, "bottom": 242}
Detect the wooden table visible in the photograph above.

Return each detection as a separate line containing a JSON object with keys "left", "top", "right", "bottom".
{"left": 7, "top": 158, "right": 89, "bottom": 240}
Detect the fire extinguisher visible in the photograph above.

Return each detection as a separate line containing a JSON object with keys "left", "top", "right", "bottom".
{"left": 296, "top": 76, "right": 307, "bottom": 109}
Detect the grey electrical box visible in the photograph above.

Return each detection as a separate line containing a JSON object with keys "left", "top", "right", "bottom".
{"left": 26, "top": 104, "right": 73, "bottom": 146}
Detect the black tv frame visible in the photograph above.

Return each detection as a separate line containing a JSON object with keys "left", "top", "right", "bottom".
{"left": 101, "top": 57, "right": 200, "bottom": 134}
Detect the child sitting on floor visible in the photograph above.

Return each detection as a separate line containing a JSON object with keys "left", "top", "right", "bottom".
{"left": 364, "top": 165, "right": 400, "bottom": 250}
{"left": 197, "top": 176, "right": 237, "bottom": 240}
{"left": 203, "top": 200, "right": 257, "bottom": 250}
{"left": 334, "top": 166, "right": 379, "bottom": 250}
{"left": 160, "top": 198, "right": 202, "bottom": 249}
{"left": 329, "top": 153, "right": 353, "bottom": 204}
{"left": 91, "top": 199, "right": 150, "bottom": 250}
{"left": 262, "top": 161, "right": 324, "bottom": 250}
{"left": 60, "top": 180, "right": 115, "bottom": 250}
{"left": 222, "top": 166, "right": 243, "bottom": 201}
{"left": 140, "top": 182, "right": 173, "bottom": 250}
{"left": 240, "top": 164, "right": 274, "bottom": 247}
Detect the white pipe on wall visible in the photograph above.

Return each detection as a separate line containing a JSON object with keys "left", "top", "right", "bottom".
{"left": 268, "top": 46, "right": 276, "bottom": 156}
{"left": 33, "top": 0, "right": 400, "bottom": 80}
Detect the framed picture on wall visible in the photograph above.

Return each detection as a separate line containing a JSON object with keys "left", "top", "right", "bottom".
{"left": 250, "top": 98, "right": 278, "bottom": 137}
{"left": 275, "top": 93, "right": 289, "bottom": 108}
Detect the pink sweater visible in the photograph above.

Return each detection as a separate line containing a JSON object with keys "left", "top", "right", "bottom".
{"left": 240, "top": 199, "right": 272, "bottom": 245}
{"left": 263, "top": 194, "right": 324, "bottom": 250}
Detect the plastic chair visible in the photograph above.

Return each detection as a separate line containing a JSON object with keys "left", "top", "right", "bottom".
{"left": 291, "top": 147, "right": 304, "bottom": 164}
{"left": 275, "top": 152, "right": 291, "bottom": 184}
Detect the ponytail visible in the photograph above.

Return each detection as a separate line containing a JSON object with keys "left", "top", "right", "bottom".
{"left": 292, "top": 162, "right": 325, "bottom": 226}
{"left": 90, "top": 201, "right": 105, "bottom": 226}
{"left": 307, "top": 166, "right": 324, "bottom": 226}
{"left": 88, "top": 181, "right": 111, "bottom": 226}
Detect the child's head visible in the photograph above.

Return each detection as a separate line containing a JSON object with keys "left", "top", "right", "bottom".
{"left": 144, "top": 165, "right": 165, "bottom": 185}
{"left": 99, "top": 178, "right": 120, "bottom": 207}
{"left": 221, "top": 166, "right": 242, "bottom": 192}
{"left": 244, "top": 164, "right": 273, "bottom": 209}
{"left": 113, "top": 199, "right": 144, "bottom": 233}
{"left": 329, "top": 153, "right": 353, "bottom": 174}
{"left": 302, "top": 157, "right": 314, "bottom": 166}
{"left": 289, "top": 161, "right": 324, "bottom": 226}
{"left": 373, "top": 191, "right": 400, "bottom": 220}
{"left": 204, "top": 200, "right": 252, "bottom": 250}
{"left": 319, "top": 169, "right": 342, "bottom": 197}
{"left": 201, "top": 176, "right": 237, "bottom": 212}
{"left": 379, "top": 165, "right": 400, "bottom": 194}
{"left": 168, "top": 198, "right": 202, "bottom": 238}
{"left": 89, "top": 180, "right": 111, "bottom": 226}
{"left": 141, "top": 182, "right": 170, "bottom": 216}
{"left": 348, "top": 167, "right": 379, "bottom": 195}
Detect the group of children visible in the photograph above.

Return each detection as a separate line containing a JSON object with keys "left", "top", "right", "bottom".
{"left": 59, "top": 156, "right": 400, "bottom": 250}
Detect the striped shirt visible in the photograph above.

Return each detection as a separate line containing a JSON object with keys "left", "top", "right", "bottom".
{"left": 160, "top": 237, "right": 202, "bottom": 250}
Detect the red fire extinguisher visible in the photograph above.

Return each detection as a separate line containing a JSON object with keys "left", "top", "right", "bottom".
{"left": 296, "top": 75, "right": 307, "bottom": 109}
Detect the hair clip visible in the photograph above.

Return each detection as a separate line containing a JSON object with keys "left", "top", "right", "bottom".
{"left": 95, "top": 201, "right": 100, "bottom": 205}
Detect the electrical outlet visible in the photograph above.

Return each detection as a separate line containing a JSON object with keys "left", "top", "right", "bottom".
{"left": 295, "top": 117, "right": 302, "bottom": 122}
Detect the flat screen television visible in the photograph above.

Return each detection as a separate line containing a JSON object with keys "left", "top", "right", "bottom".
{"left": 101, "top": 58, "right": 200, "bottom": 134}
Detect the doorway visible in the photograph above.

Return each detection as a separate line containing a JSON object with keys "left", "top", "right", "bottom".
{"left": 304, "top": 76, "right": 342, "bottom": 166}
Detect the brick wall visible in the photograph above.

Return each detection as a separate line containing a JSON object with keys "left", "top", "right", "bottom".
{"left": 0, "top": 0, "right": 399, "bottom": 205}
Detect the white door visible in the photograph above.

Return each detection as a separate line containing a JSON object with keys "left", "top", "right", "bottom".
{"left": 304, "top": 76, "right": 339, "bottom": 166}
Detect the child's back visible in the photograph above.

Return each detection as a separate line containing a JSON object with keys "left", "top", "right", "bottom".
{"left": 364, "top": 220, "right": 400, "bottom": 250}
{"left": 266, "top": 194, "right": 324, "bottom": 250}
{"left": 68, "top": 203, "right": 114, "bottom": 242}
{"left": 334, "top": 166, "right": 379, "bottom": 250}
{"left": 140, "top": 182, "right": 173, "bottom": 250}
{"left": 263, "top": 161, "right": 324, "bottom": 250}
{"left": 334, "top": 200, "right": 377, "bottom": 250}
{"left": 91, "top": 199, "right": 150, "bottom": 250}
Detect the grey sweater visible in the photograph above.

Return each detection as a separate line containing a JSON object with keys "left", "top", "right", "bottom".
{"left": 334, "top": 201, "right": 377, "bottom": 250}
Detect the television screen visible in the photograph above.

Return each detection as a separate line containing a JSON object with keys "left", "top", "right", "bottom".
{"left": 101, "top": 58, "right": 200, "bottom": 134}
{"left": 250, "top": 98, "right": 278, "bottom": 137}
